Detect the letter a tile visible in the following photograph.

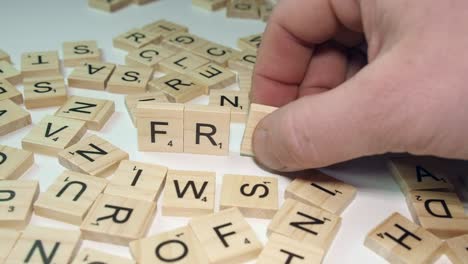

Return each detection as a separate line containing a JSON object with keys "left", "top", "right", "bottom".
{"left": 0, "top": 99, "right": 32, "bottom": 136}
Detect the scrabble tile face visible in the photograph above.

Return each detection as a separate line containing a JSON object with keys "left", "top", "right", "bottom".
{"left": 142, "top": 19, "right": 188, "bottom": 37}
{"left": 238, "top": 70, "right": 253, "bottom": 91}
{"left": 189, "top": 207, "right": 263, "bottom": 264}
{"left": 162, "top": 170, "right": 216, "bottom": 216}
{"left": 193, "top": 43, "right": 238, "bottom": 66}
{"left": 58, "top": 134, "right": 129, "bottom": 176}
{"left": 192, "top": 0, "right": 227, "bottom": 11}
{"left": 209, "top": 90, "right": 249, "bottom": 122}
{"left": 6, "top": 225, "right": 81, "bottom": 264}
{"left": 23, "top": 75, "right": 68, "bottom": 109}
{"left": 0, "top": 61, "right": 22, "bottom": 84}
{"left": 72, "top": 248, "right": 135, "bottom": 264}
{"left": 55, "top": 95, "right": 115, "bottom": 130}
{"left": 285, "top": 171, "right": 357, "bottom": 215}
{"left": 104, "top": 160, "right": 167, "bottom": 201}
{"left": 34, "top": 170, "right": 108, "bottom": 225}
{"left": 364, "top": 212, "right": 444, "bottom": 264}
{"left": 68, "top": 62, "right": 116, "bottom": 90}
{"left": 183, "top": 105, "right": 231, "bottom": 155}
{"left": 136, "top": 103, "right": 184, "bottom": 152}
{"left": 113, "top": 28, "right": 161, "bottom": 52}
{"left": 0, "top": 180, "right": 39, "bottom": 229}
{"left": 227, "top": 0, "right": 260, "bottom": 19}
{"left": 159, "top": 51, "right": 210, "bottom": 75}
{"left": 220, "top": 174, "right": 278, "bottom": 219}
{"left": 240, "top": 103, "right": 278, "bottom": 156}
{"left": 80, "top": 193, "right": 156, "bottom": 245}
{"left": 0, "top": 48, "right": 10, "bottom": 62}
{"left": 0, "top": 99, "right": 31, "bottom": 136}
{"left": 256, "top": 233, "right": 324, "bottom": 264}
{"left": 130, "top": 226, "right": 208, "bottom": 263}
{"left": 88, "top": 0, "right": 131, "bottom": 12}
{"left": 21, "top": 51, "right": 60, "bottom": 78}
{"left": 0, "top": 229, "right": 20, "bottom": 263}
{"left": 161, "top": 32, "right": 208, "bottom": 52}
{"left": 63, "top": 40, "right": 101, "bottom": 67}
{"left": 0, "top": 145, "right": 34, "bottom": 180}
{"left": 260, "top": 3, "right": 273, "bottom": 21}
{"left": 268, "top": 199, "right": 341, "bottom": 253}
{"left": 125, "top": 91, "right": 169, "bottom": 126}
{"left": 148, "top": 73, "right": 204, "bottom": 103}
{"left": 0, "top": 79, "right": 22, "bottom": 104}
{"left": 238, "top": 33, "right": 262, "bottom": 51}
{"left": 126, "top": 44, "right": 176, "bottom": 69}
{"left": 228, "top": 50, "right": 257, "bottom": 72}
{"left": 444, "top": 234, "right": 468, "bottom": 264}
{"left": 107, "top": 65, "right": 154, "bottom": 94}
{"left": 187, "top": 63, "right": 236, "bottom": 93}
{"left": 22, "top": 115, "right": 86, "bottom": 156}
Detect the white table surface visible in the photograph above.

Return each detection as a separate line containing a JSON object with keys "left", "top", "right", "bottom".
{"left": 1, "top": 0, "right": 464, "bottom": 263}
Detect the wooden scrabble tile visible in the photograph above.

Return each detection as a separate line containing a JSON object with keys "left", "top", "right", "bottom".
{"left": 104, "top": 160, "right": 167, "bottom": 201}
{"left": 227, "top": 0, "right": 260, "bottom": 19}
{"left": 23, "top": 75, "right": 68, "bottom": 109}
{"left": 72, "top": 248, "right": 135, "bottom": 264}
{"left": 0, "top": 145, "right": 34, "bottom": 180}
{"left": 285, "top": 170, "right": 357, "bottom": 215}
{"left": 187, "top": 63, "right": 236, "bottom": 94}
{"left": 148, "top": 73, "right": 204, "bottom": 103}
{"left": 0, "top": 229, "right": 20, "bottom": 263}
{"left": 125, "top": 44, "right": 176, "bottom": 69}
{"left": 257, "top": 233, "right": 324, "bottom": 264}
{"left": 21, "top": 50, "right": 60, "bottom": 78}
{"left": 220, "top": 174, "right": 278, "bottom": 219}
{"left": 238, "top": 70, "right": 253, "bottom": 91}
{"left": 364, "top": 212, "right": 444, "bottom": 264}
{"left": 159, "top": 51, "right": 210, "bottom": 75}
{"left": 161, "top": 32, "right": 209, "bottom": 52}
{"left": 88, "top": 0, "right": 131, "bottom": 12}
{"left": 136, "top": 102, "right": 184, "bottom": 152}
{"left": 268, "top": 199, "right": 341, "bottom": 253}
{"left": 192, "top": 42, "right": 238, "bottom": 66}
{"left": 189, "top": 207, "right": 263, "bottom": 264}
{"left": 0, "top": 180, "right": 39, "bottom": 229}
{"left": 55, "top": 95, "right": 115, "bottom": 130}
{"left": 0, "top": 61, "right": 22, "bottom": 84}
{"left": 58, "top": 134, "right": 129, "bottom": 176}
{"left": 133, "top": 0, "right": 156, "bottom": 5}
{"left": 34, "top": 170, "right": 108, "bottom": 225}
{"left": 6, "top": 225, "right": 81, "bottom": 263}
{"left": 260, "top": 3, "right": 273, "bottom": 21}
{"left": 107, "top": 65, "right": 154, "bottom": 94}
{"left": 0, "top": 79, "right": 22, "bottom": 104}
{"left": 209, "top": 90, "right": 249, "bottom": 122}
{"left": 443, "top": 234, "right": 468, "bottom": 264}
{"left": 162, "top": 170, "right": 216, "bottom": 216}
{"left": 184, "top": 105, "right": 231, "bottom": 155}
{"left": 130, "top": 226, "right": 208, "bottom": 263}
{"left": 192, "top": 0, "right": 227, "bottom": 10}
{"left": 80, "top": 193, "right": 156, "bottom": 245}
{"left": 68, "top": 62, "right": 116, "bottom": 90}
{"left": 63, "top": 40, "right": 101, "bottom": 67}
{"left": 240, "top": 103, "right": 278, "bottom": 156}
{"left": 142, "top": 19, "right": 188, "bottom": 37}
{"left": 113, "top": 28, "right": 161, "bottom": 52}
{"left": 228, "top": 50, "right": 257, "bottom": 72}
{"left": 0, "top": 48, "right": 11, "bottom": 63}
{"left": 406, "top": 190, "right": 468, "bottom": 239}
{"left": 22, "top": 115, "right": 86, "bottom": 156}
{"left": 125, "top": 91, "right": 169, "bottom": 126}
{"left": 238, "top": 33, "right": 262, "bottom": 51}
{"left": 0, "top": 99, "right": 31, "bottom": 136}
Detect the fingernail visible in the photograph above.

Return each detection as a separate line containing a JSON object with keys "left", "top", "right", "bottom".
{"left": 252, "top": 125, "right": 284, "bottom": 171}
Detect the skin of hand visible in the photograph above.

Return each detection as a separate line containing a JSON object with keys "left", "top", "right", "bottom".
{"left": 251, "top": 0, "right": 468, "bottom": 172}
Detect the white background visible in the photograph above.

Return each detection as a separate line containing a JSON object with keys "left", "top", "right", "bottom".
{"left": 1, "top": 0, "right": 465, "bottom": 263}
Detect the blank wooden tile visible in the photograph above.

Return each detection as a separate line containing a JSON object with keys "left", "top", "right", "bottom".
{"left": 268, "top": 199, "right": 341, "bottom": 254}
{"left": 192, "top": 0, "right": 227, "bottom": 10}
{"left": 63, "top": 40, "right": 101, "bottom": 67}
{"left": 406, "top": 190, "right": 468, "bottom": 239}
{"left": 148, "top": 73, "right": 204, "bottom": 103}
{"left": 0, "top": 48, "right": 11, "bottom": 63}
{"left": 159, "top": 51, "right": 210, "bottom": 75}
{"left": 130, "top": 226, "right": 208, "bottom": 263}
{"left": 142, "top": 19, "right": 188, "bottom": 37}
{"left": 228, "top": 50, "right": 257, "bottom": 72}
{"left": 162, "top": 170, "right": 216, "bottom": 216}
{"left": 80, "top": 193, "right": 156, "bottom": 245}
{"left": 161, "top": 32, "right": 209, "bottom": 52}
{"left": 189, "top": 207, "right": 263, "bottom": 264}
{"left": 0, "top": 229, "right": 20, "bottom": 263}
{"left": 73, "top": 248, "right": 135, "bottom": 264}
{"left": 113, "top": 28, "right": 161, "bottom": 52}
{"left": 238, "top": 33, "right": 262, "bottom": 51}
{"left": 125, "top": 44, "right": 176, "bottom": 70}
{"left": 260, "top": 3, "right": 273, "bottom": 21}
{"left": 88, "top": 0, "right": 131, "bottom": 12}
{"left": 6, "top": 225, "right": 81, "bottom": 263}
{"left": 125, "top": 91, "right": 169, "bottom": 126}
{"left": 238, "top": 70, "right": 253, "bottom": 91}
{"left": 0, "top": 79, "right": 22, "bottom": 104}
{"left": 55, "top": 95, "right": 115, "bottom": 130}
{"left": 23, "top": 75, "right": 68, "bottom": 109}
{"left": 104, "top": 160, "right": 167, "bottom": 201}
{"left": 0, "top": 180, "right": 39, "bottom": 229}
{"left": 285, "top": 170, "right": 357, "bottom": 215}
{"left": 107, "top": 65, "right": 154, "bottom": 94}
{"left": 257, "top": 233, "right": 324, "bottom": 264}
{"left": 227, "top": 0, "right": 260, "bottom": 19}
{"left": 220, "top": 174, "right": 278, "bottom": 219}
{"left": 184, "top": 105, "right": 231, "bottom": 155}
{"left": 136, "top": 102, "right": 184, "bottom": 152}
{"left": 0, "top": 61, "right": 22, "bottom": 85}
{"left": 365, "top": 212, "right": 444, "bottom": 264}
{"left": 21, "top": 50, "right": 60, "bottom": 78}
{"left": 68, "top": 62, "right": 116, "bottom": 90}
{"left": 193, "top": 42, "right": 239, "bottom": 66}
{"left": 443, "top": 234, "right": 468, "bottom": 264}
{"left": 0, "top": 99, "right": 31, "bottom": 136}
{"left": 34, "top": 170, "right": 108, "bottom": 225}
{"left": 187, "top": 63, "right": 236, "bottom": 94}
{"left": 0, "top": 145, "right": 34, "bottom": 180}
{"left": 209, "top": 90, "right": 249, "bottom": 122}
{"left": 240, "top": 103, "right": 278, "bottom": 156}
{"left": 22, "top": 115, "right": 87, "bottom": 156}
